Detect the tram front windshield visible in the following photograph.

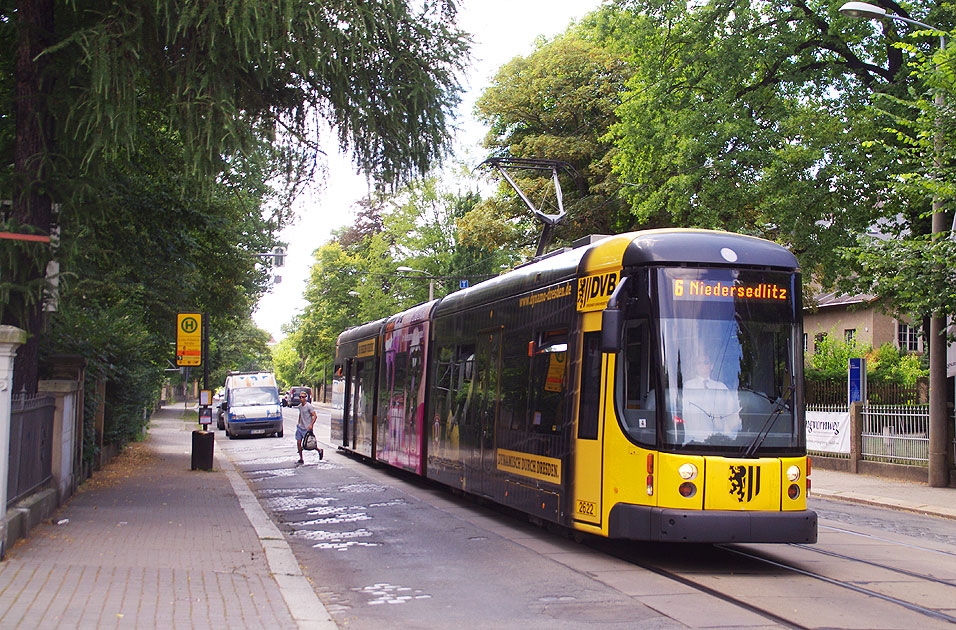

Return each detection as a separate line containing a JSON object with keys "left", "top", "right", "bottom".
{"left": 627, "top": 267, "right": 802, "bottom": 454}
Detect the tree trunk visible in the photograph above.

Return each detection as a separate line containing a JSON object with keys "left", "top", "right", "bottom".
{"left": 6, "top": 0, "right": 55, "bottom": 393}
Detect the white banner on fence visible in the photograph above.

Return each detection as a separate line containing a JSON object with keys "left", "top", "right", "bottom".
{"left": 806, "top": 411, "right": 851, "bottom": 454}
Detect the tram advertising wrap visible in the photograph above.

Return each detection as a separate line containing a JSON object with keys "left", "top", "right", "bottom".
{"left": 333, "top": 229, "right": 817, "bottom": 544}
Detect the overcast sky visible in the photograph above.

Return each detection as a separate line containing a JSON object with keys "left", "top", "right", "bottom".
{"left": 253, "top": 0, "right": 606, "bottom": 341}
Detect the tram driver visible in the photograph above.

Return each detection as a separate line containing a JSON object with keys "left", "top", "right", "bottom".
{"left": 680, "top": 355, "right": 742, "bottom": 444}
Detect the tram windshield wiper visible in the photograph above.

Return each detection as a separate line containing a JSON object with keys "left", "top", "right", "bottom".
{"left": 742, "top": 384, "right": 793, "bottom": 458}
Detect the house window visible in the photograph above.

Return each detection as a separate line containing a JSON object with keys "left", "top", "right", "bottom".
{"left": 844, "top": 329, "right": 856, "bottom": 344}
{"left": 814, "top": 333, "right": 826, "bottom": 353}
{"left": 803, "top": 333, "right": 808, "bottom": 353}
{"left": 897, "top": 322, "right": 920, "bottom": 352}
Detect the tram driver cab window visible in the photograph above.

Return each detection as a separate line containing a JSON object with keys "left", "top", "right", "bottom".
{"left": 617, "top": 320, "right": 656, "bottom": 445}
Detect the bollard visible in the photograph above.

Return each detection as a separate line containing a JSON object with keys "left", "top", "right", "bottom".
{"left": 191, "top": 430, "right": 214, "bottom": 470}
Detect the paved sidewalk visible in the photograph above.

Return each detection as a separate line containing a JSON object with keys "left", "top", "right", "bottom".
{"left": 0, "top": 405, "right": 329, "bottom": 629}
{"left": 811, "top": 467, "right": 956, "bottom": 520}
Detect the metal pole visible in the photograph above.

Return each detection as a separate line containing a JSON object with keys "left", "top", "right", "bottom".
{"left": 929, "top": 87, "right": 949, "bottom": 485}
{"left": 183, "top": 366, "right": 190, "bottom": 413}
{"left": 929, "top": 43, "right": 950, "bottom": 486}
{"left": 202, "top": 312, "right": 209, "bottom": 392}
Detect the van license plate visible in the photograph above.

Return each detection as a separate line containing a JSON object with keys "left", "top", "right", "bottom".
{"left": 251, "top": 429, "right": 266, "bottom": 435}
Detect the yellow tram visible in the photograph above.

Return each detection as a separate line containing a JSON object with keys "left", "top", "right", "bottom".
{"left": 332, "top": 229, "right": 817, "bottom": 543}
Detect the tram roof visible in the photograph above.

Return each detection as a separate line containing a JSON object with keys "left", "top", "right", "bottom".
{"left": 433, "top": 229, "right": 798, "bottom": 318}
{"left": 336, "top": 317, "right": 387, "bottom": 347}
{"left": 335, "top": 230, "right": 799, "bottom": 340}
{"left": 620, "top": 229, "right": 798, "bottom": 268}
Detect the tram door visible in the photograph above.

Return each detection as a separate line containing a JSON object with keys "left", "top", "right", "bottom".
{"left": 344, "top": 356, "right": 374, "bottom": 454}
{"left": 340, "top": 359, "right": 352, "bottom": 447}
{"left": 343, "top": 358, "right": 357, "bottom": 450}
{"left": 572, "top": 323, "right": 605, "bottom": 527}
{"left": 467, "top": 328, "right": 501, "bottom": 497}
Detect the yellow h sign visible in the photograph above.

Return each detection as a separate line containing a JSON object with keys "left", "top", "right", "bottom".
{"left": 176, "top": 313, "right": 202, "bottom": 366}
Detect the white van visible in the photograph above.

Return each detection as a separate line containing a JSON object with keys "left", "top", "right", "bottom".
{"left": 220, "top": 372, "right": 283, "bottom": 438}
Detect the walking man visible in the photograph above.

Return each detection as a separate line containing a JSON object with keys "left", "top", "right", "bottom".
{"left": 296, "top": 391, "right": 320, "bottom": 464}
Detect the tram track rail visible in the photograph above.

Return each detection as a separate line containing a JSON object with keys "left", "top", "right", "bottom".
{"left": 788, "top": 542, "right": 956, "bottom": 588}
{"left": 588, "top": 532, "right": 956, "bottom": 628}
{"left": 603, "top": 543, "right": 812, "bottom": 630}
{"left": 819, "top": 523, "right": 956, "bottom": 559}
{"left": 717, "top": 544, "right": 956, "bottom": 625}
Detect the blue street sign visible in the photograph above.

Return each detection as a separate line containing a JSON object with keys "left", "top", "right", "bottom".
{"left": 848, "top": 358, "right": 866, "bottom": 405}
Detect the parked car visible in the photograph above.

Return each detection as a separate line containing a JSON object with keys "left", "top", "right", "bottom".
{"left": 214, "top": 387, "right": 226, "bottom": 430}
{"left": 285, "top": 386, "right": 312, "bottom": 407}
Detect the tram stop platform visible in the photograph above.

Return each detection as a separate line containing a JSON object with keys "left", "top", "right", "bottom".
{"left": 0, "top": 404, "right": 952, "bottom": 628}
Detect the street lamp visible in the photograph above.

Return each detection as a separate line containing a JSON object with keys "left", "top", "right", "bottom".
{"left": 839, "top": 2, "right": 946, "bottom": 47}
{"left": 840, "top": 1, "right": 951, "bottom": 487}
{"left": 396, "top": 266, "right": 435, "bottom": 301}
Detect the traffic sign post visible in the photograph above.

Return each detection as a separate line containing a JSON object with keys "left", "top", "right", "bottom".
{"left": 176, "top": 313, "right": 202, "bottom": 367}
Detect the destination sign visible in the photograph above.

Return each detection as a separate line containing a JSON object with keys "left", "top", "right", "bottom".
{"left": 672, "top": 279, "right": 788, "bottom": 302}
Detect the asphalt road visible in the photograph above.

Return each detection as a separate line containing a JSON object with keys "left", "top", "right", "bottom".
{"left": 214, "top": 404, "right": 956, "bottom": 630}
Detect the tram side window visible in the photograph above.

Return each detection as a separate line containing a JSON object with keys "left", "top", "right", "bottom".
{"left": 407, "top": 342, "right": 425, "bottom": 414}
{"left": 498, "top": 351, "right": 529, "bottom": 432}
{"left": 432, "top": 346, "right": 454, "bottom": 444}
{"left": 530, "top": 331, "right": 568, "bottom": 434}
{"left": 391, "top": 350, "right": 408, "bottom": 405}
{"left": 618, "top": 321, "right": 656, "bottom": 445}
{"left": 451, "top": 344, "right": 476, "bottom": 429}
{"left": 578, "top": 332, "right": 601, "bottom": 440}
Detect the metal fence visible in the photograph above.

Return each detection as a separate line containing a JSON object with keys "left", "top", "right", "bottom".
{"left": 807, "top": 403, "right": 849, "bottom": 413}
{"left": 861, "top": 404, "right": 930, "bottom": 465}
{"left": 805, "top": 379, "right": 928, "bottom": 405}
{"left": 7, "top": 393, "right": 55, "bottom": 507}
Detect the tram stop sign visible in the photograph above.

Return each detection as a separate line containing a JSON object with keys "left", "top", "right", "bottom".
{"left": 176, "top": 313, "right": 202, "bottom": 367}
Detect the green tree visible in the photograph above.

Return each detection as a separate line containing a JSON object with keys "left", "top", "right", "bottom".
{"left": 294, "top": 176, "right": 500, "bottom": 374}
{"left": 1, "top": 0, "right": 470, "bottom": 391}
{"left": 40, "top": 115, "right": 279, "bottom": 443}
{"left": 207, "top": 318, "right": 273, "bottom": 387}
{"left": 472, "top": 33, "right": 631, "bottom": 248}
{"left": 272, "top": 336, "right": 305, "bottom": 390}
{"left": 806, "top": 332, "right": 927, "bottom": 385}
{"left": 594, "top": 0, "right": 927, "bottom": 285}
{"left": 839, "top": 27, "right": 956, "bottom": 325}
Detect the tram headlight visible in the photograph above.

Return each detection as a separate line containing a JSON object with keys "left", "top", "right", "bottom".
{"left": 786, "top": 465, "right": 801, "bottom": 482}
{"left": 678, "top": 463, "right": 698, "bottom": 481}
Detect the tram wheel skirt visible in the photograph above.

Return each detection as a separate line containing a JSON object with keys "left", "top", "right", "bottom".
{"left": 608, "top": 504, "right": 818, "bottom": 543}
